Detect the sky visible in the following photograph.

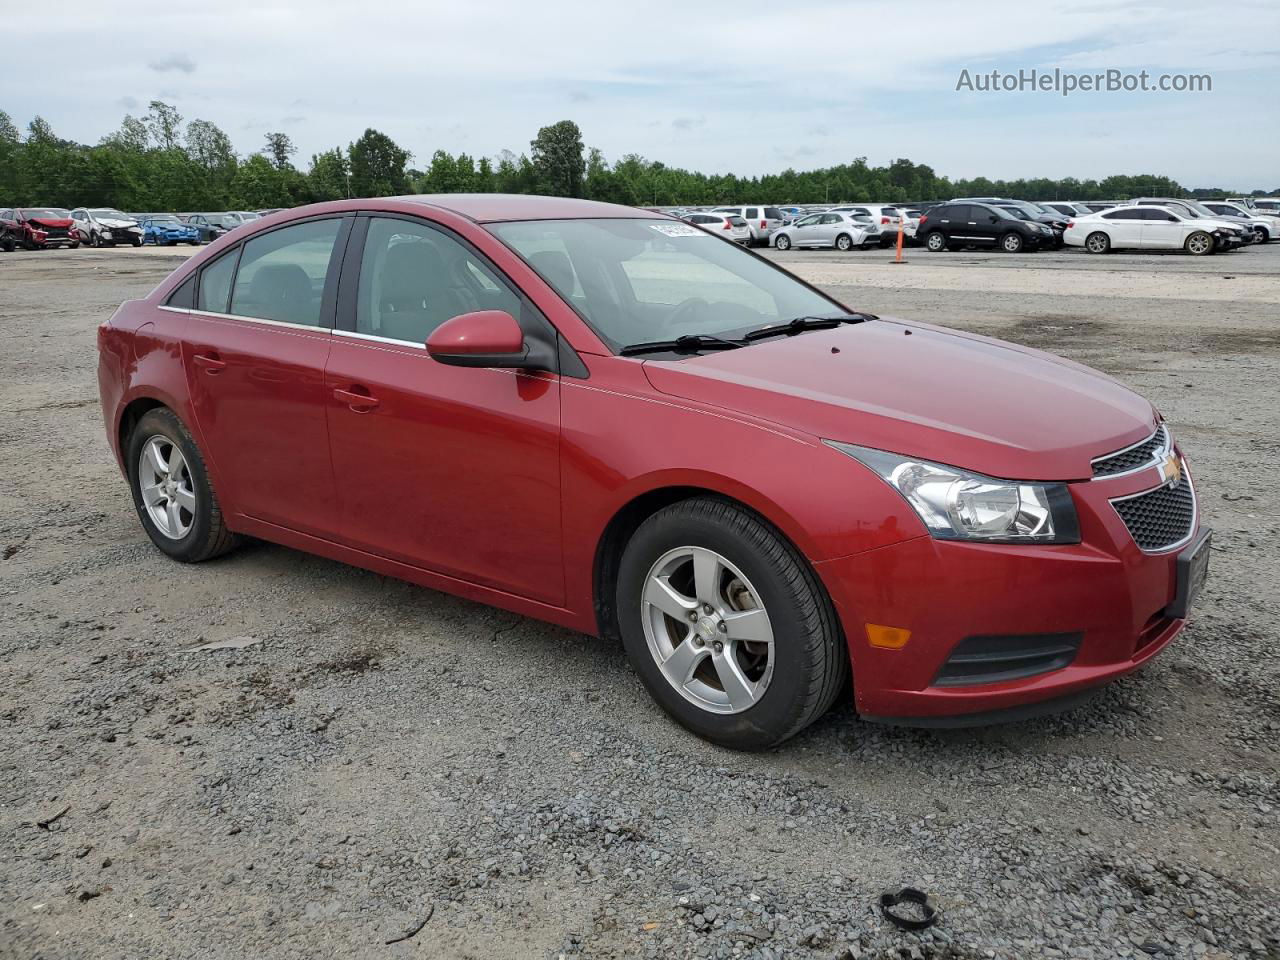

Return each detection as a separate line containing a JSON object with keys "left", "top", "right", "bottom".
{"left": 7, "top": 0, "right": 1280, "bottom": 189}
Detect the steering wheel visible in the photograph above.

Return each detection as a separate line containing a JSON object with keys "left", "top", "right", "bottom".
{"left": 666, "top": 297, "right": 711, "bottom": 328}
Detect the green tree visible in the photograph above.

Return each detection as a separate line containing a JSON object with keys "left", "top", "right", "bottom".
{"left": 347, "top": 128, "right": 409, "bottom": 197}
{"left": 146, "top": 101, "right": 184, "bottom": 151}
{"left": 264, "top": 132, "right": 296, "bottom": 171}
{"left": 306, "top": 148, "right": 350, "bottom": 200}
{"left": 530, "top": 120, "right": 585, "bottom": 197}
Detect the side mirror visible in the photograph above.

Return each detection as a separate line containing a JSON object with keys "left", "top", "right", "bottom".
{"left": 426, "top": 310, "right": 554, "bottom": 371}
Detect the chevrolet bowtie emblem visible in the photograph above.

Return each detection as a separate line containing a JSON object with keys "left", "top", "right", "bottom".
{"left": 1158, "top": 453, "right": 1182, "bottom": 486}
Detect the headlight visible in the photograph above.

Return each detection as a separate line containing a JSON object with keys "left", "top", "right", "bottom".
{"left": 826, "top": 441, "right": 1080, "bottom": 543}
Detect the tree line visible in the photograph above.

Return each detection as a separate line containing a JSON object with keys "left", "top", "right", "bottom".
{"left": 1, "top": 102, "right": 1274, "bottom": 213}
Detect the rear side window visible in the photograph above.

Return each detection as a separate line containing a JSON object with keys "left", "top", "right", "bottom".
{"left": 763, "top": 207, "right": 782, "bottom": 219}
{"left": 166, "top": 274, "right": 196, "bottom": 309}
{"left": 1102, "top": 209, "right": 1139, "bottom": 220}
{"left": 229, "top": 219, "right": 341, "bottom": 326}
{"left": 744, "top": 207, "right": 759, "bottom": 219}
{"left": 197, "top": 250, "right": 238, "bottom": 313}
{"left": 728, "top": 216, "right": 748, "bottom": 227}
{"left": 939, "top": 205, "right": 967, "bottom": 220}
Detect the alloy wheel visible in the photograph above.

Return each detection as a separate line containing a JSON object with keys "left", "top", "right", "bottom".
{"left": 137, "top": 435, "right": 196, "bottom": 539}
{"left": 1186, "top": 233, "right": 1212, "bottom": 255}
{"left": 641, "top": 546, "right": 775, "bottom": 715}
{"left": 926, "top": 232, "right": 945, "bottom": 252}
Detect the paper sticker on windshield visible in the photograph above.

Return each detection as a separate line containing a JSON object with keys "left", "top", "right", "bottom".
{"left": 650, "top": 223, "right": 707, "bottom": 238}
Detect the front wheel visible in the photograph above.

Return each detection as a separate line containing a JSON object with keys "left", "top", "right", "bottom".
{"left": 616, "top": 497, "right": 847, "bottom": 750}
{"left": 91, "top": 231, "right": 104, "bottom": 248}
{"left": 835, "top": 233, "right": 853, "bottom": 251}
{"left": 1000, "top": 231, "right": 1024, "bottom": 253}
{"left": 126, "top": 408, "right": 237, "bottom": 563}
{"left": 1085, "top": 231, "right": 1111, "bottom": 254}
{"left": 774, "top": 234, "right": 791, "bottom": 251}
{"left": 1184, "top": 231, "right": 1214, "bottom": 256}
{"left": 132, "top": 238, "right": 142, "bottom": 247}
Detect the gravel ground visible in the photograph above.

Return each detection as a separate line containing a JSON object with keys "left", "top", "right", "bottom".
{"left": 1, "top": 243, "right": 1278, "bottom": 960}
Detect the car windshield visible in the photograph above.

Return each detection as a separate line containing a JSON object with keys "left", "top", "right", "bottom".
{"left": 21, "top": 209, "right": 63, "bottom": 218}
{"left": 150, "top": 216, "right": 181, "bottom": 225}
{"left": 489, "top": 218, "right": 843, "bottom": 352}
{"left": 91, "top": 209, "right": 130, "bottom": 220}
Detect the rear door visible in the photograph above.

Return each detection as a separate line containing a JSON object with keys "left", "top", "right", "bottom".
{"left": 324, "top": 214, "right": 565, "bottom": 604}
{"left": 182, "top": 216, "right": 349, "bottom": 537}
{"left": 1101, "top": 208, "right": 1145, "bottom": 246}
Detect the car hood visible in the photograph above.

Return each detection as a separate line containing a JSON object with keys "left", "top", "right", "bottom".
{"left": 27, "top": 217, "right": 73, "bottom": 228}
{"left": 641, "top": 319, "right": 1156, "bottom": 482}
{"left": 99, "top": 218, "right": 138, "bottom": 228}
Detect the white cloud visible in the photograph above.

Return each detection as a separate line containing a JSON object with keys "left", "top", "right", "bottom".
{"left": 5, "top": 0, "right": 1278, "bottom": 188}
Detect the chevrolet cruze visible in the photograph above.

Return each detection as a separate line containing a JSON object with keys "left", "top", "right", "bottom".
{"left": 97, "top": 195, "right": 1209, "bottom": 750}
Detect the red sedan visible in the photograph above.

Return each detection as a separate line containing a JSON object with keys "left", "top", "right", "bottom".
{"left": 96, "top": 195, "right": 1209, "bottom": 749}
{"left": 11, "top": 207, "right": 80, "bottom": 249}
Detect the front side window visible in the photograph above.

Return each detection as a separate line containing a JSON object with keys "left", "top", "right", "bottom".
{"left": 356, "top": 217, "right": 522, "bottom": 344}
{"left": 491, "top": 218, "right": 842, "bottom": 351}
{"left": 795, "top": 215, "right": 820, "bottom": 226}
{"left": 229, "top": 219, "right": 341, "bottom": 326}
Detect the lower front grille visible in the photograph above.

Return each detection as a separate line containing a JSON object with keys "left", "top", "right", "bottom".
{"left": 1112, "top": 473, "right": 1195, "bottom": 552}
{"left": 933, "top": 633, "right": 1083, "bottom": 687}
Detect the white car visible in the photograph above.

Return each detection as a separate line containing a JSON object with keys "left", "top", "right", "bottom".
{"left": 68, "top": 208, "right": 143, "bottom": 247}
{"left": 771, "top": 212, "right": 872, "bottom": 251}
{"left": 710, "top": 205, "right": 785, "bottom": 246}
{"left": 1064, "top": 205, "right": 1239, "bottom": 255}
{"left": 827, "top": 204, "right": 903, "bottom": 247}
{"left": 682, "top": 212, "right": 752, "bottom": 244}
{"left": 1201, "top": 201, "right": 1280, "bottom": 242}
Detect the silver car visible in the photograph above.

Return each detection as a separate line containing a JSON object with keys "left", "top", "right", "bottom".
{"left": 682, "top": 212, "right": 752, "bottom": 244}
{"left": 772, "top": 212, "right": 872, "bottom": 251}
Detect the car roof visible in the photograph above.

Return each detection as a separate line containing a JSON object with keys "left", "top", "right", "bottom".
{"left": 392, "top": 193, "right": 665, "bottom": 223}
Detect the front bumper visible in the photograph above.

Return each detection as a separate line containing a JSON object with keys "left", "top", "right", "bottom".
{"left": 816, "top": 457, "right": 1200, "bottom": 722}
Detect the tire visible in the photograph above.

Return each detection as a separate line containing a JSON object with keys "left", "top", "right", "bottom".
{"left": 1085, "top": 232, "right": 1111, "bottom": 254}
{"left": 774, "top": 234, "right": 791, "bottom": 251}
{"left": 132, "top": 238, "right": 142, "bottom": 247}
{"left": 1253, "top": 227, "right": 1267, "bottom": 244}
{"left": 835, "top": 233, "right": 853, "bottom": 251}
{"left": 126, "top": 408, "right": 237, "bottom": 563}
{"left": 616, "top": 496, "right": 848, "bottom": 750}
{"left": 1000, "top": 232, "right": 1024, "bottom": 253}
{"left": 91, "top": 231, "right": 104, "bottom": 248}
{"left": 925, "top": 231, "right": 947, "bottom": 252}
{"left": 1, "top": 238, "right": 13, "bottom": 253}
{"left": 1184, "top": 231, "right": 1213, "bottom": 256}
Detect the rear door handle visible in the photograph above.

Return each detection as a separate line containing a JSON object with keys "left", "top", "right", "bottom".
{"left": 192, "top": 353, "right": 227, "bottom": 374}
{"left": 333, "top": 386, "right": 380, "bottom": 413}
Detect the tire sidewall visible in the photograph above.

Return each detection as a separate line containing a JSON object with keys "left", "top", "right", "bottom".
{"left": 775, "top": 235, "right": 791, "bottom": 250}
{"left": 1185, "top": 231, "right": 1212, "bottom": 255}
{"left": 126, "top": 410, "right": 219, "bottom": 561}
{"left": 836, "top": 233, "right": 852, "bottom": 251}
{"left": 926, "top": 231, "right": 946, "bottom": 252}
{"left": 616, "top": 501, "right": 824, "bottom": 749}
{"left": 1002, "top": 232, "right": 1023, "bottom": 253}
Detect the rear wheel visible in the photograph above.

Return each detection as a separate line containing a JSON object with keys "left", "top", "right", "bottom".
{"left": 126, "top": 408, "right": 237, "bottom": 563}
{"left": 774, "top": 234, "right": 791, "bottom": 251}
{"left": 1000, "top": 231, "right": 1024, "bottom": 253}
{"left": 835, "top": 233, "right": 853, "bottom": 251}
{"left": 1184, "top": 231, "right": 1214, "bottom": 256}
{"left": 616, "top": 497, "right": 847, "bottom": 750}
{"left": 925, "top": 230, "right": 947, "bottom": 252}
{"left": 1085, "top": 231, "right": 1111, "bottom": 254}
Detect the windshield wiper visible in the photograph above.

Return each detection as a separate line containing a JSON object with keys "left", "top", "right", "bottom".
{"left": 741, "top": 314, "right": 872, "bottom": 342}
{"left": 620, "top": 334, "right": 746, "bottom": 356}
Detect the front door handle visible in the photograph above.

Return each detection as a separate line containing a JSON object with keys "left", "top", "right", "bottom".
{"left": 333, "top": 386, "right": 380, "bottom": 413}
{"left": 192, "top": 353, "right": 227, "bottom": 374}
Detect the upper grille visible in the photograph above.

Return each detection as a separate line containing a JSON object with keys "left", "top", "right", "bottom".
{"left": 1092, "top": 424, "right": 1168, "bottom": 477}
{"left": 1112, "top": 473, "right": 1195, "bottom": 551}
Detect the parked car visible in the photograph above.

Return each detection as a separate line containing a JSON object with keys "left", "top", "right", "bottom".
{"left": 710, "top": 205, "right": 785, "bottom": 246}
{"left": 772, "top": 212, "right": 873, "bottom": 251}
{"left": 918, "top": 202, "right": 1054, "bottom": 252}
{"left": 181, "top": 213, "right": 240, "bottom": 242}
{"left": 682, "top": 212, "right": 752, "bottom": 244}
{"left": 0, "top": 208, "right": 20, "bottom": 251}
{"left": 10, "top": 208, "right": 79, "bottom": 249}
{"left": 1228, "top": 197, "right": 1280, "bottom": 213}
{"left": 226, "top": 210, "right": 262, "bottom": 223}
{"left": 956, "top": 198, "right": 1067, "bottom": 245}
{"left": 97, "top": 194, "right": 1209, "bottom": 749}
{"left": 1130, "top": 198, "right": 1259, "bottom": 245}
{"left": 995, "top": 204, "right": 1065, "bottom": 247}
{"left": 1200, "top": 200, "right": 1280, "bottom": 241}
{"left": 1063, "top": 205, "right": 1236, "bottom": 255}
{"left": 827, "top": 205, "right": 903, "bottom": 247}
{"left": 1043, "top": 202, "right": 1094, "bottom": 218}
{"left": 140, "top": 215, "right": 202, "bottom": 246}
{"left": 69, "top": 208, "right": 143, "bottom": 247}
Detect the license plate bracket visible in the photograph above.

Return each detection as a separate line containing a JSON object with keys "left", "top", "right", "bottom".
{"left": 1165, "top": 528, "right": 1211, "bottom": 620}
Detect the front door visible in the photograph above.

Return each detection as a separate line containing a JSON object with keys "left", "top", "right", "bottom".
{"left": 324, "top": 215, "right": 564, "bottom": 605}
{"left": 182, "top": 217, "right": 348, "bottom": 537}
